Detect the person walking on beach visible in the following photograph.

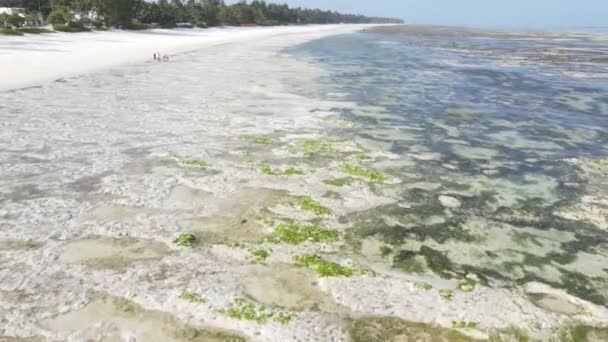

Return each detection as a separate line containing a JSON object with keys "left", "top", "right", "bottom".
{"left": 153, "top": 52, "right": 157, "bottom": 61}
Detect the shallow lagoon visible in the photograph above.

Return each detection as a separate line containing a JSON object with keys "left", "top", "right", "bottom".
{"left": 289, "top": 26, "right": 608, "bottom": 305}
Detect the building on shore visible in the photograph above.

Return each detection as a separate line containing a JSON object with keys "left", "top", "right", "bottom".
{"left": 0, "top": 7, "right": 26, "bottom": 15}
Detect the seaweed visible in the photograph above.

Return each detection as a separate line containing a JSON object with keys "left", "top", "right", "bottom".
{"left": 323, "top": 179, "right": 347, "bottom": 187}
{"left": 251, "top": 249, "right": 270, "bottom": 262}
{"left": 393, "top": 250, "right": 425, "bottom": 273}
{"left": 457, "top": 273, "right": 481, "bottom": 293}
{"left": 260, "top": 164, "right": 304, "bottom": 176}
{"left": 274, "top": 222, "right": 339, "bottom": 244}
{"left": 439, "top": 289, "right": 454, "bottom": 301}
{"left": 452, "top": 321, "right": 479, "bottom": 329}
{"left": 260, "top": 164, "right": 277, "bottom": 175}
{"left": 240, "top": 135, "right": 274, "bottom": 144}
{"left": 282, "top": 167, "right": 304, "bottom": 176}
{"left": 415, "top": 282, "right": 433, "bottom": 291}
{"left": 183, "top": 159, "right": 209, "bottom": 168}
{"left": 179, "top": 291, "right": 207, "bottom": 303}
{"left": 292, "top": 196, "right": 332, "bottom": 215}
{"left": 340, "top": 163, "right": 386, "bottom": 183}
{"left": 219, "top": 298, "right": 274, "bottom": 324}
{"left": 295, "top": 139, "right": 334, "bottom": 157}
{"left": 351, "top": 316, "right": 477, "bottom": 342}
{"left": 420, "top": 245, "right": 454, "bottom": 279}
{"left": 380, "top": 245, "right": 393, "bottom": 257}
{"left": 295, "top": 255, "right": 355, "bottom": 277}
{"left": 219, "top": 298, "right": 294, "bottom": 325}
{"left": 173, "top": 233, "right": 197, "bottom": 247}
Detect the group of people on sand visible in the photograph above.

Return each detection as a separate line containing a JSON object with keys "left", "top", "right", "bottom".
{"left": 153, "top": 52, "right": 170, "bottom": 62}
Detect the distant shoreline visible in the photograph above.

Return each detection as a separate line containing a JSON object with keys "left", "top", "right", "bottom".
{"left": 0, "top": 25, "right": 373, "bottom": 92}
{"left": 367, "top": 24, "right": 608, "bottom": 39}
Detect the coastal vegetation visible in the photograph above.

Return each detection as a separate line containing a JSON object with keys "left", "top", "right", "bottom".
{"left": 0, "top": 0, "right": 402, "bottom": 34}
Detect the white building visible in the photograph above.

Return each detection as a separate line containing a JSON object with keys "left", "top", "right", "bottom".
{"left": 0, "top": 7, "right": 26, "bottom": 16}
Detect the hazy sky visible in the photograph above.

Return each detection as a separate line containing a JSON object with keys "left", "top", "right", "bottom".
{"left": 227, "top": 0, "right": 607, "bottom": 29}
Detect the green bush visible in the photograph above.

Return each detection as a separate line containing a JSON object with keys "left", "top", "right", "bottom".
{"left": 53, "top": 21, "right": 91, "bottom": 32}
{"left": 256, "top": 20, "right": 280, "bottom": 26}
{"left": 47, "top": 9, "right": 68, "bottom": 26}
{"left": 92, "top": 20, "right": 104, "bottom": 29}
{"left": 124, "top": 21, "right": 150, "bottom": 30}
{"left": 5, "top": 14, "right": 24, "bottom": 28}
{"left": 0, "top": 27, "right": 23, "bottom": 35}
{"left": 16, "top": 27, "right": 53, "bottom": 34}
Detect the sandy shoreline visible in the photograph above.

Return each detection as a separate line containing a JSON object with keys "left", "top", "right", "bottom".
{"left": 0, "top": 25, "right": 368, "bottom": 92}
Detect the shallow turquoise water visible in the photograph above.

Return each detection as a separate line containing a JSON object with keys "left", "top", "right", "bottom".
{"left": 289, "top": 29, "right": 608, "bottom": 306}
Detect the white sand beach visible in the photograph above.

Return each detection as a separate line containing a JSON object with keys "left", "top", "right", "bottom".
{"left": 0, "top": 25, "right": 365, "bottom": 92}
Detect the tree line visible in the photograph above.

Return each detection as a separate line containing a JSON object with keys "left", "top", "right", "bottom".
{"left": 0, "top": 0, "right": 403, "bottom": 29}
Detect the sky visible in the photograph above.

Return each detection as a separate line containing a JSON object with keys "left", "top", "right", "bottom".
{"left": 227, "top": 0, "right": 608, "bottom": 29}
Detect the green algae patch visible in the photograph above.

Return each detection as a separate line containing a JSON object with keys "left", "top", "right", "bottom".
{"left": 260, "top": 164, "right": 277, "bottom": 176}
{"left": 273, "top": 222, "right": 339, "bottom": 245}
{"left": 439, "top": 289, "right": 455, "bottom": 301}
{"left": 592, "top": 159, "right": 608, "bottom": 169}
{"left": 240, "top": 135, "right": 274, "bottom": 144}
{"left": 251, "top": 249, "right": 270, "bottom": 262}
{"left": 393, "top": 250, "right": 426, "bottom": 274}
{"left": 351, "top": 316, "right": 480, "bottom": 342}
{"left": 556, "top": 323, "right": 608, "bottom": 342}
{"left": 259, "top": 164, "right": 304, "bottom": 176}
{"left": 452, "top": 321, "right": 479, "bottom": 329}
{"left": 415, "top": 282, "right": 433, "bottom": 291}
{"left": 219, "top": 298, "right": 294, "bottom": 325}
{"left": 340, "top": 164, "right": 386, "bottom": 183}
{"left": 420, "top": 245, "right": 455, "bottom": 279}
{"left": 323, "top": 179, "right": 347, "bottom": 187}
{"left": 295, "top": 255, "right": 355, "bottom": 277}
{"left": 173, "top": 233, "right": 197, "bottom": 247}
{"left": 41, "top": 292, "right": 246, "bottom": 342}
{"left": 183, "top": 159, "right": 209, "bottom": 168}
{"left": 179, "top": 291, "right": 207, "bottom": 304}
{"left": 292, "top": 196, "right": 332, "bottom": 216}
{"left": 488, "top": 327, "right": 530, "bottom": 342}
{"left": 457, "top": 273, "right": 482, "bottom": 293}
{"left": 282, "top": 167, "right": 304, "bottom": 176}
{"left": 293, "top": 139, "right": 335, "bottom": 157}
{"left": 273, "top": 312, "right": 296, "bottom": 325}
